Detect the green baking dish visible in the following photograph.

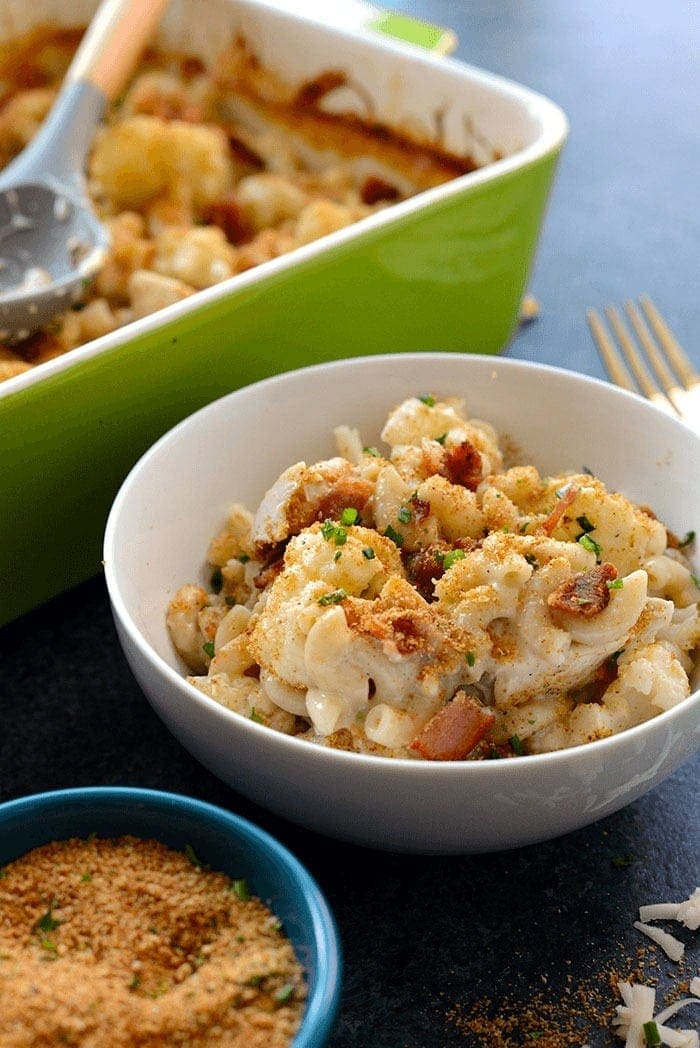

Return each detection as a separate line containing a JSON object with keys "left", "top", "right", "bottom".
{"left": 0, "top": 0, "right": 567, "bottom": 626}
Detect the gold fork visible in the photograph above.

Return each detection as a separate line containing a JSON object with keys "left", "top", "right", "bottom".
{"left": 587, "top": 295, "right": 700, "bottom": 434}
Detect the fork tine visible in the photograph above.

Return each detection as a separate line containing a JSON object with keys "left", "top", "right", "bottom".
{"left": 639, "top": 294, "right": 700, "bottom": 388}
{"left": 624, "top": 299, "right": 680, "bottom": 398}
{"left": 586, "top": 308, "right": 636, "bottom": 392}
{"left": 604, "top": 305, "right": 675, "bottom": 410}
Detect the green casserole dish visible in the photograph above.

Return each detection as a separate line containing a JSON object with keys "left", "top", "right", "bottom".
{"left": 0, "top": 0, "right": 567, "bottom": 625}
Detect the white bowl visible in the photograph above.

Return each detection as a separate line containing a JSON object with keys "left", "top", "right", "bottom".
{"left": 104, "top": 354, "right": 700, "bottom": 853}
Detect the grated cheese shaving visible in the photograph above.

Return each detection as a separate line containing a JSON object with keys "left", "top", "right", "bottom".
{"left": 639, "top": 888, "right": 700, "bottom": 931}
{"left": 633, "top": 921, "right": 685, "bottom": 962}
{"left": 613, "top": 982, "right": 699, "bottom": 1048}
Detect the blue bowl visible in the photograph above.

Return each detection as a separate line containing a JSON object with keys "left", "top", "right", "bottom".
{"left": 0, "top": 787, "right": 342, "bottom": 1047}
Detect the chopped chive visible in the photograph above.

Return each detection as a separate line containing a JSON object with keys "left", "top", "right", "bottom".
{"left": 578, "top": 533, "right": 602, "bottom": 556}
{"left": 418, "top": 394, "right": 435, "bottom": 406}
{"left": 508, "top": 734, "right": 524, "bottom": 756}
{"left": 606, "top": 578, "right": 624, "bottom": 589}
{"left": 129, "top": 974, "right": 141, "bottom": 990}
{"left": 340, "top": 507, "right": 358, "bottom": 526}
{"left": 576, "top": 514, "right": 595, "bottom": 533}
{"left": 231, "top": 879, "right": 250, "bottom": 901}
{"left": 40, "top": 938, "right": 57, "bottom": 955}
{"left": 237, "top": 553, "right": 250, "bottom": 564}
{"left": 35, "top": 909, "right": 60, "bottom": 933}
{"left": 202, "top": 641, "right": 215, "bottom": 659}
{"left": 362, "top": 547, "right": 376, "bottom": 560}
{"left": 524, "top": 553, "right": 538, "bottom": 567}
{"left": 183, "top": 844, "right": 204, "bottom": 868}
{"left": 487, "top": 748, "right": 501, "bottom": 760}
{"left": 383, "top": 524, "right": 404, "bottom": 547}
{"left": 435, "top": 433, "right": 447, "bottom": 445}
{"left": 210, "top": 567, "right": 223, "bottom": 592}
{"left": 272, "top": 919, "right": 283, "bottom": 932}
{"left": 397, "top": 506, "right": 412, "bottom": 524}
{"left": 465, "top": 651, "right": 475, "bottom": 667}
{"left": 249, "top": 707, "right": 265, "bottom": 724}
{"left": 318, "top": 589, "right": 348, "bottom": 606}
{"left": 643, "top": 1020, "right": 661, "bottom": 1046}
{"left": 334, "top": 550, "right": 342, "bottom": 561}
{"left": 443, "top": 548, "right": 466, "bottom": 570}
{"left": 692, "top": 574, "right": 700, "bottom": 589}
{"left": 363, "top": 446, "right": 381, "bottom": 457}
{"left": 611, "top": 854, "right": 633, "bottom": 868}
{"left": 678, "top": 530, "right": 695, "bottom": 548}
{"left": 321, "top": 519, "right": 336, "bottom": 541}
{"left": 519, "top": 521, "right": 530, "bottom": 534}
{"left": 80, "top": 873, "right": 92, "bottom": 883}
{"left": 275, "top": 984, "right": 295, "bottom": 1004}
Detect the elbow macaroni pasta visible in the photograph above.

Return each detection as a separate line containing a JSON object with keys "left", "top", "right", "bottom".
{"left": 0, "top": 29, "right": 476, "bottom": 380}
{"left": 167, "top": 395, "right": 700, "bottom": 760}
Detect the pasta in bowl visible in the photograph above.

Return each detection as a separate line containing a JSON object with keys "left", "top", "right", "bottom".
{"left": 104, "top": 354, "right": 700, "bottom": 852}
{"left": 165, "top": 394, "right": 698, "bottom": 762}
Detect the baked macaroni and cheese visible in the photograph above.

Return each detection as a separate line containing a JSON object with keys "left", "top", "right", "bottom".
{"left": 0, "top": 27, "right": 477, "bottom": 383}
{"left": 167, "top": 395, "right": 700, "bottom": 760}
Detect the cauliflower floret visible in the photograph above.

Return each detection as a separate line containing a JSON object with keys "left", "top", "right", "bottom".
{"left": 153, "top": 226, "right": 236, "bottom": 288}
{"left": 128, "top": 269, "right": 194, "bottom": 319}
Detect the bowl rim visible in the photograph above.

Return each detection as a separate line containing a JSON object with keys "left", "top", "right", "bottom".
{"left": 0, "top": 0, "right": 567, "bottom": 404}
{"left": 103, "top": 351, "right": 700, "bottom": 777}
{"left": 0, "top": 785, "right": 343, "bottom": 1048}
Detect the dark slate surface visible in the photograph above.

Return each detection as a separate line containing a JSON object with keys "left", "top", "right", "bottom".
{"left": 1, "top": 2, "right": 698, "bottom": 1045}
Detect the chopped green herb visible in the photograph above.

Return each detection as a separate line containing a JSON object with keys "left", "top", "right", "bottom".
{"left": 35, "top": 909, "right": 60, "bottom": 933}
{"left": 576, "top": 514, "right": 595, "bottom": 533}
{"left": 525, "top": 1034, "right": 544, "bottom": 1042}
{"left": 519, "top": 521, "right": 530, "bottom": 534}
{"left": 231, "top": 879, "right": 250, "bottom": 901}
{"left": 129, "top": 974, "right": 141, "bottom": 990}
{"left": 524, "top": 553, "right": 538, "bottom": 568}
{"left": 210, "top": 567, "right": 223, "bottom": 592}
{"left": 443, "top": 548, "right": 466, "bottom": 570}
{"left": 693, "top": 574, "right": 700, "bottom": 589}
{"left": 247, "top": 974, "right": 264, "bottom": 987}
{"left": 487, "top": 748, "right": 501, "bottom": 760}
{"left": 383, "top": 524, "right": 404, "bottom": 547}
{"left": 643, "top": 1020, "right": 661, "bottom": 1046}
{"left": 397, "top": 506, "right": 412, "bottom": 524}
{"left": 202, "top": 640, "right": 215, "bottom": 659}
{"left": 275, "top": 984, "right": 295, "bottom": 1004}
{"left": 508, "top": 734, "right": 524, "bottom": 756}
{"left": 80, "top": 873, "right": 92, "bottom": 883}
{"left": 606, "top": 578, "right": 624, "bottom": 589}
{"left": 362, "top": 547, "right": 376, "bottom": 560}
{"left": 340, "top": 507, "right": 358, "bottom": 525}
{"left": 183, "top": 844, "right": 204, "bottom": 868}
{"left": 237, "top": 553, "right": 250, "bottom": 564}
{"left": 418, "top": 394, "right": 435, "bottom": 406}
{"left": 334, "top": 550, "right": 342, "bottom": 561}
{"left": 465, "top": 651, "right": 475, "bottom": 667}
{"left": 318, "top": 588, "right": 348, "bottom": 606}
{"left": 271, "top": 919, "right": 283, "bottom": 932}
{"left": 40, "top": 938, "right": 58, "bottom": 956}
{"left": 249, "top": 707, "right": 266, "bottom": 724}
{"left": 678, "top": 530, "right": 695, "bottom": 548}
{"left": 435, "top": 432, "right": 447, "bottom": 445}
{"left": 321, "top": 519, "right": 348, "bottom": 546}
{"left": 578, "top": 533, "right": 602, "bottom": 556}
{"left": 611, "top": 854, "right": 633, "bottom": 868}
{"left": 363, "top": 446, "right": 381, "bottom": 457}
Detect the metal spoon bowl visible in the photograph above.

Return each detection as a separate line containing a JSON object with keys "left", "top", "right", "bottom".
{"left": 0, "top": 0, "right": 169, "bottom": 343}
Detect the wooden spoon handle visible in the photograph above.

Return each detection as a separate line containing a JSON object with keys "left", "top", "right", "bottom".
{"left": 66, "top": 0, "right": 171, "bottom": 103}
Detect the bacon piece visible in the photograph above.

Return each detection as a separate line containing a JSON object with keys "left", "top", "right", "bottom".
{"left": 294, "top": 71, "right": 348, "bottom": 108}
{"left": 409, "top": 495, "right": 431, "bottom": 523}
{"left": 539, "top": 484, "right": 579, "bottom": 536}
{"left": 205, "top": 193, "right": 252, "bottom": 245}
{"left": 404, "top": 543, "right": 450, "bottom": 601}
{"left": 547, "top": 562, "right": 618, "bottom": 617}
{"left": 314, "top": 477, "right": 374, "bottom": 523}
{"left": 444, "top": 440, "right": 482, "bottom": 491}
{"left": 253, "top": 557, "right": 285, "bottom": 590}
{"left": 410, "top": 692, "right": 495, "bottom": 761}
{"left": 360, "top": 176, "right": 401, "bottom": 205}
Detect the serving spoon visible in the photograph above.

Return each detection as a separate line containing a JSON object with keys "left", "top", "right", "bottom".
{"left": 0, "top": 0, "right": 170, "bottom": 342}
